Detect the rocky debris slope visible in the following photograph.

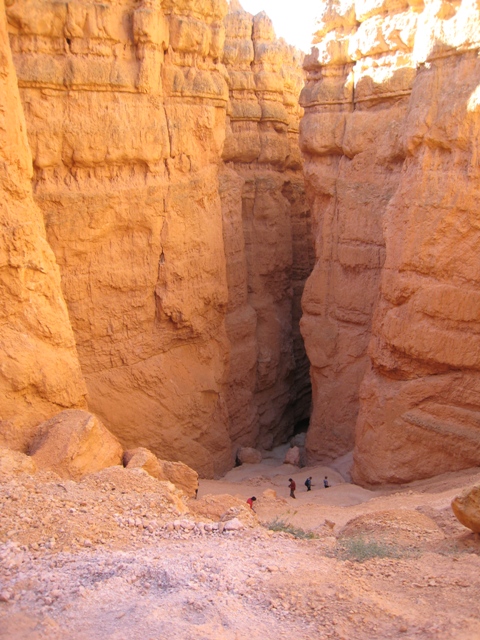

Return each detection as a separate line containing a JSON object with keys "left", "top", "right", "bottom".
{"left": 3, "top": 0, "right": 311, "bottom": 477}
{"left": 0, "top": 406, "right": 200, "bottom": 498}
{"left": 0, "top": 0, "right": 86, "bottom": 453}
{"left": 2, "top": 465, "right": 480, "bottom": 639}
{"left": 300, "top": 0, "right": 480, "bottom": 483}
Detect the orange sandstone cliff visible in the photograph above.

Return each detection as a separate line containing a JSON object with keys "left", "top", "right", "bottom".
{"left": 0, "top": 0, "right": 87, "bottom": 451}
{"left": 221, "top": 3, "right": 313, "bottom": 450}
{"left": 7, "top": 0, "right": 479, "bottom": 485}
{"left": 301, "top": 0, "right": 480, "bottom": 483}
{"left": 3, "top": 0, "right": 311, "bottom": 476}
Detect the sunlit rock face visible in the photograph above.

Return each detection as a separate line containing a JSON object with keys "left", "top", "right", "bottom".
{"left": 0, "top": 0, "right": 87, "bottom": 452}
{"left": 300, "top": 0, "right": 480, "bottom": 483}
{"left": 6, "top": 0, "right": 232, "bottom": 477}
{"left": 4, "top": 0, "right": 311, "bottom": 476}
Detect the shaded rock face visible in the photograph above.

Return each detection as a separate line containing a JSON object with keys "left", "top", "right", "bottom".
{"left": 221, "top": 5, "right": 314, "bottom": 451}
{"left": 4, "top": 0, "right": 311, "bottom": 476}
{"left": 300, "top": 0, "right": 480, "bottom": 483}
{"left": 0, "top": 0, "right": 87, "bottom": 452}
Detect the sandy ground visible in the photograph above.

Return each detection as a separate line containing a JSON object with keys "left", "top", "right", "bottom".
{"left": 1, "top": 455, "right": 480, "bottom": 640}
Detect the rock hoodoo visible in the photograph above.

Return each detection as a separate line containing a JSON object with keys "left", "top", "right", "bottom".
{"left": 2, "top": 0, "right": 312, "bottom": 477}
{"left": 301, "top": 0, "right": 480, "bottom": 483}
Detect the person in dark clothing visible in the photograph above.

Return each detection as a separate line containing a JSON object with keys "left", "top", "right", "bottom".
{"left": 246, "top": 496, "right": 257, "bottom": 510}
{"left": 324, "top": 476, "right": 330, "bottom": 488}
{"left": 288, "top": 478, "right": 296, "bottom": 499}
{"left": 305, "top": 476, "right": 312, "bottom": 491}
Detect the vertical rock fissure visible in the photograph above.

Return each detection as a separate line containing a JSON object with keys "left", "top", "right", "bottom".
{"left": 221, "top": 3, "right": 313, "bottom": 454}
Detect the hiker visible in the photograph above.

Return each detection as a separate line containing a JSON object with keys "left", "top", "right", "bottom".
{"left": 324, "top": 476, "right": 330, "bottom": 488}
{"left": 246, "top": 496, "right": 257, "bottom": 511}
{"left": 304, "top": 476, "right": 313, "bottom": 491}
{"left": 288, "top": 478, "right": 296, "bottom": 499}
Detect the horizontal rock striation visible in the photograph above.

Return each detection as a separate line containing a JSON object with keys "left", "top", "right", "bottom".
{"left": 4, "top": 0, "right": 311, "bottom": 476}
{"left": 6, "top": 0, "right": 232, "bottom": 477}
{"left": 0, "top": 0, "right": 87, "bottom": 452}
{"left": 301, "top": 0, "right": 480, "bottom": 483}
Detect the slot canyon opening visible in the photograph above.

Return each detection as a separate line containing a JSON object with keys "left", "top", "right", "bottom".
{"left": 222, "top": 166, "right": 315, "bottom": 469}
{"left": 293, "top": 417, "right": 310, "bottom": 436}
{"left": 3, "top": 2, "right": 480, "bottom": 636}
{"left": 6, "top": 0, "right": 479, "bottom": 486}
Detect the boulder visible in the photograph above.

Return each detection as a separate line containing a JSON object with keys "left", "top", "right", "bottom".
{"left": 340, "top": 510, "right": 444, "bottom": 547}
{"left": 189, "top": 493, "right": 257, "bottom": 526}
{"left": 290, "top": 433, "right": 306, "bottom": 448}
{"left": 0, "top": 448, "right": 37, "bottom": 476}
{"left": 124, "top": 447, "right": 198, "bottom": 498}
{"left": 124, "top": 447, "right": 162, "bottom": 478}
{"left": 452, "top": 485, "right": 480, "bottom": 533}
{"left": 284, "top": 446, "right": 301, "bottom": 466}
{"left": 237, "top": 447, "right": 262, "bottom": 465}
{"left": 223, "top": 518, "right": 244, "bottom": 531}
{"left": 29, "top": 410, "right": 123, "bottom": 480}
{"left": 158, "top": 460, "right": 198, "bottom": 498}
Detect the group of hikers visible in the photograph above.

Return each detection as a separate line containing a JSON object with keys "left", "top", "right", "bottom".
{"left": 289, "top": 475, "right": 329, "bottom": 499}
{"left": 247, "top": 475, "right": 330, "bottom": 510}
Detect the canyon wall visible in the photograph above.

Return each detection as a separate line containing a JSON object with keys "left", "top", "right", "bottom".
{"left": 4, "top": 0, "right": 311, "bottom": 476}
{"left": 221, "top": 2, "right": 313, "bottom": 450}
{"left": 0, "top": 0, "right": 87, "bottom": 452}
{"left": 301, "top": 0, "right": 480, "bottom": 483}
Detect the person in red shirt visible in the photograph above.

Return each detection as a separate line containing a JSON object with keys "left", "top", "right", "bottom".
{"left": 288, "top": 478, "right": 296, "bottom": 499}
{"left": 246, "top": 496, "right": 257, "bottom": 510}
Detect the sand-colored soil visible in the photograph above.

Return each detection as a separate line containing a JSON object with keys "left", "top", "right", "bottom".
{"left": 1, "top": 456, "right": 480, "bottom": 639}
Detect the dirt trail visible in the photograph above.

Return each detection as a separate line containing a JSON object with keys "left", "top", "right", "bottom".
{"left": 1, "top": 458, "right": 480, "bottom": 639}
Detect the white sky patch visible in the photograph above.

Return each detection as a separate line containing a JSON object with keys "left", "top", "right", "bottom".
{"left": 468, "top": 84, "right": 480, "bottom": 112}
{"left": 237, "top": 0, "right": 320, "bottom": 52}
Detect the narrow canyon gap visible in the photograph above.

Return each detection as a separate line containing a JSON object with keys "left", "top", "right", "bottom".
{"left": 2, "top": 0, "right": 480, "bottom": 484}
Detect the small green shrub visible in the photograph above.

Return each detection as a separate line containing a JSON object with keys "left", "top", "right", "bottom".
{"left": 338, "top": 536, "right": 402, "bottom": 562}
{"left": 267, "top": 518, "right": 318, "bottom": 540}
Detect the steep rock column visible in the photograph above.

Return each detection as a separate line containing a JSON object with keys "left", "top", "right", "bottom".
{"left": 301, "top": 0, "right": 480, "bottom": 483}
{"left": 6, "top": 0, "right": 312, "bottom": 473}
{"left": 353, "top": 0, "right": 480, "bottom": 484}
{"left": 0, "top": 0, "right": 87, "bottom": 450}
{"left": 299, "top": 0, "right": 414, "bottom": 461}
{"left": 6, "top": 0, "right": 232, "bottom": 476}
{"left": 221, "top": 3, "right": 313, "bottom": 450}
